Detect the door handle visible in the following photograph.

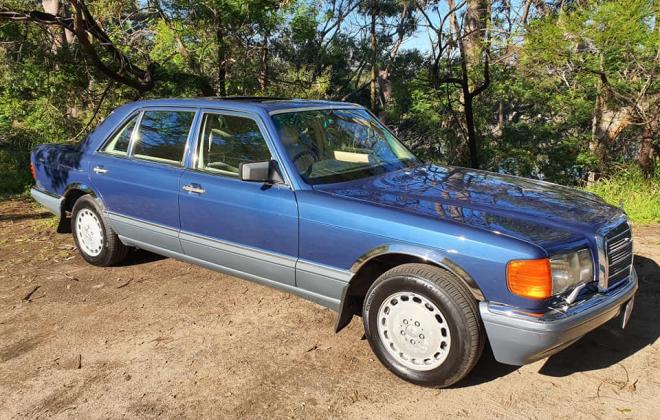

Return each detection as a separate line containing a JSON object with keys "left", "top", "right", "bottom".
{"left": 93, "top": 166, "right": 108, "bottom": 174}
{"left": 182, "top": 184, "right": 205, "bottom": 194}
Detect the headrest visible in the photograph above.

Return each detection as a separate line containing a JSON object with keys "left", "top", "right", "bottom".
{"left": 278, "top": 126, "right": 299, "bottom": 146}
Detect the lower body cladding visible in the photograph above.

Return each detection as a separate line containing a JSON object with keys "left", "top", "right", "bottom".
{"left": 480, "top": 268, "right": 638, "bottom": 365}
{"left": 105, "top": 211, "right": 349, "bottom": 312}
{"left": 31, "top": 188, "right": 62, "bottom": 218}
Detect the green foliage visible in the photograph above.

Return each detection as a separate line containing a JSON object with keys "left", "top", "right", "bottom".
{"left": 0, "top": 0, "right": 657, "bottom": 213}
{"left": 519, "top": 0, "right": 658, "bottom": 176}
{"left": 0, "top": 149, "right": 32, "bottom": 197}
{"left": 1, "top": 22, "right": 86, "bottom": 196}
{"left": 585, "top": 165, "right": 660, "bottom": 225}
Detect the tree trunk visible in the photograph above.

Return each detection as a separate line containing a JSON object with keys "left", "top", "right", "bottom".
{"left": 464, "top": 91, "right": 479, "bottom": 169}
{"left": 378, "top": 69, "right": 391, "bottom": 104}
{"left": 638, "top": 124, "right": 656, "bottom": 178}
{"left": 259, "top": 34, "right": 269, "bottom": 93}
{"left": 378, "top": 1, "right": 409, "bottom": 110}
{"left": 42, "top": 0, "right": 67, "bottom": 52}
{"left": 216, "top": 20, "right": 227, "bottom": 97}
{"left": 521, "top": 0, "right": 533, "bottom": 25}
{"left": 448, "top": 0, "right": 490, "bottom": 169}
{"left": 464, "top": 0, "right": 488, "bottom": 73}
{"left": 370, "top": 0, "right": 378, "bottom": 112}
{"left": 589, "top": 92, "right": 608, "bottom": 183}
{"left": 494, "top": 100, "right": 504, "bottom": 138}
{"left": 589, "top": 88, "right": 633, "bottom": 182}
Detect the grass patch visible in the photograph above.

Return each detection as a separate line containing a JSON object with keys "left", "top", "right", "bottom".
{"left": 34, "top": 215, "right": 59, "bottom": 230}
{"left": 585, "top": 166, "right": 660, "bottom": 225}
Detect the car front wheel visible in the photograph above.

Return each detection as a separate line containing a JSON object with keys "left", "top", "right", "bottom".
{"left": 363, "top": 263, "right": 484, "bottom": 387}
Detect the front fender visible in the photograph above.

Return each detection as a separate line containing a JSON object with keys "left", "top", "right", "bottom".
{"left": 350, "top": 244, "right": 485, "bottom": 301}
{"left": 334, "top": 244, "right": 486, "bottom": 333}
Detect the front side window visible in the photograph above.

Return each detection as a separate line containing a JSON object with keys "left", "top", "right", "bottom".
{"left": 132, "top": 110, "right": 195, "bottom": 164}
{"left": 196, "top": 113, "right": 271, "bottom": 176}
{"left": 103, "top": 114, "right": 138, "bottom": 155}
{"left": 271, "top": 108, "right": 418, "bottom": 185}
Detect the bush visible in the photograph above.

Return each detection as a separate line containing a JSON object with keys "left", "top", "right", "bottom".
{"left": 585, "top": 165, "right": 660, "bottom": 225}
{"left": 0, "top": 149, "right": 32, "bottom": 199}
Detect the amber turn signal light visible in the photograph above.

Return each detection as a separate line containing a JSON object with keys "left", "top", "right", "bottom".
{"left": 30, "top": 162, "right": 36, "bottom": 180}
{"left": 506, "top": 258, "right": 552, "bottom": 299}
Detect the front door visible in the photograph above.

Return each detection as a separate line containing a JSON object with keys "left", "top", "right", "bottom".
{"left": 91, "top": 108, "right": 197, "bottom": 252}
{"left": 178, "top": 111, "right": 298, "bottom": 286}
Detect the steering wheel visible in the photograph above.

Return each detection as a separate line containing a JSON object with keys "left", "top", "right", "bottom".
{"left": 290, "top": 149, "right": 318, "bottom": 166}
{"left": 290, "top": 149, "right": 319, "bottom": 177}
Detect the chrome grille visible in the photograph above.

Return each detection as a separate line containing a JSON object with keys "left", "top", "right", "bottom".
{"left": 605, "top": 222, "right": 633, "bottom": 288}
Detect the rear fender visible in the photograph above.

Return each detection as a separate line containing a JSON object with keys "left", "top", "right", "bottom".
{"left": 57, "top": 183, "right": 100, "bottom": 233}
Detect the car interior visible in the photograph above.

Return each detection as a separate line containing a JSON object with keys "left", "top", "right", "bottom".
{"left": 197, "top": 114, "right": 271, "bottom": 176}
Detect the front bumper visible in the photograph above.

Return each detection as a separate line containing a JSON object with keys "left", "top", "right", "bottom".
{"left": 481, "top": 268, "right": 638, "bottom": 365}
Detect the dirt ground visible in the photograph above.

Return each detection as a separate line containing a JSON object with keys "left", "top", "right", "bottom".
{"left": 0, "top": 198, "right": 659, "bottom": 419}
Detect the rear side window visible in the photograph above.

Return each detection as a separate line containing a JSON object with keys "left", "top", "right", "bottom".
{"left": 196, "top": 113, "right": 271, "bottom": 176}
{"left": 103, "top": 114, "right": 138, "bottom": 155}
{"left": 132, "top": 110, "right": 195, "bottom": 164}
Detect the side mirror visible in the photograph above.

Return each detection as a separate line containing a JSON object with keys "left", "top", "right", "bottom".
{"left": 239, "top": 160, "right": 284, "bottom": 184}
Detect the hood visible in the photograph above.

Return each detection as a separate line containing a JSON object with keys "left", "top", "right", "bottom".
{"left": 313, "top": 164, "right": 624, "bottom": 250}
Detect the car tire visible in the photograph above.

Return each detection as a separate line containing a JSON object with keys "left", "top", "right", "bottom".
{"left": 71, "top": 195, "right": 128, "bottom": 267}
{"left": 363, "top": 263, "right": 484, "bottom": 388}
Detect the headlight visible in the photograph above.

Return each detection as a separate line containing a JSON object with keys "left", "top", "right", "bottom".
{"left": 507, "top": 248, "right": 593, "bottom": 299}
{"left": 550, "top": 248, "right": 593, "bottom": 294}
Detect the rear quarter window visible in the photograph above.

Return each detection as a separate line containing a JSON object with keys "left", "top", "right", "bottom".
{"left": 102, "top": 114, "right": 138, "bottom": 155}
{"left": 132, "top": 110, "right": 196, "bottom": 165}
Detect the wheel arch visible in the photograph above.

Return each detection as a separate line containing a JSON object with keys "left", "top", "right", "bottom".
{"left": 57, "top": 183, "right": 101, "bottom": 233}
{"left": 335, "top": 245, "right": 484, "bottom": 333}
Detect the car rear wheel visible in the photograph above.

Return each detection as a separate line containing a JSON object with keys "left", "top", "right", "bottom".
{"left": 363, "top": 263, "right": 484, "bottom": 388}
{"left": 71, "top": 195, "right": 128, "bottom": 266}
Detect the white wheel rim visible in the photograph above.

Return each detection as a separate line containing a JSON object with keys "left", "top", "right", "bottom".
{"left": 377, "top": 291, "right": 452, "bottom": 371}
{"left": 75, "top": 208, "right": 104, "bottom": 257}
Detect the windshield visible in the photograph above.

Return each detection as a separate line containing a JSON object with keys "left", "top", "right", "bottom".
{"left": 271, "top": 108, "right": 419, "bottom": 185}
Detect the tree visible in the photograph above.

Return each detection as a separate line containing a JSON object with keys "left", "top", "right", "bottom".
{"left": 370, "top": 0, "right": 378, "bottom": 111}
{"left": 417, "top": 0, "right": 492, "bottom": 169}
{"left": 0, "top": 0, "right": 657, "bottom": 197}
{"left": 521, "top": 0, "right": 659, "bottom": 179}
{"left": 0, "top": 0, "right": 157, "bottom": 92}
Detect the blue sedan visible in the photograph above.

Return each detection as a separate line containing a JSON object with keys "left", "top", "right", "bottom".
{"left": 30, "top": 98, "right": 638, "bottom": 387}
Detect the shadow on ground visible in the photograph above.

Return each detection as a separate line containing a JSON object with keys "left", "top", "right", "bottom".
{"left": 453, "top": 344, "right": 520, "bottom": 388}
{"left": 539, "top": 255, "right": 659, "bottom": 377}
{"left": 0, "top": 211, "right": 52, "bottom": 222}
{"left": 120, "top": 249, "right": 167, "bottom": 266}
{"left": 456, "top": 254, "right": 659, "bottom": 386}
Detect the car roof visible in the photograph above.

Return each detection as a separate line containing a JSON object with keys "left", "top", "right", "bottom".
{"left": 127, "top": 97, "right": 363, "bottom": 115}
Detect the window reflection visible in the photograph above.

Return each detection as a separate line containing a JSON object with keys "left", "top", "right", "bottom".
{"left": 103, "top": 115, "right": 137, "bottom": 155}
{"left": 133, "top": 111, "right": 195, "bottom": 164}
{"left": 196, "top": 114, "right": 270, "bottom": 176}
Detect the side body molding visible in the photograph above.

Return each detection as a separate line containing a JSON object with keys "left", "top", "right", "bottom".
{"left": 335, "top": 244, "right": 485, "bottom": 332}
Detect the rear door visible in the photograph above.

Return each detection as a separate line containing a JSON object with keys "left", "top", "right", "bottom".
{"left": 91, "top": 108, "right": 198, "bottom": 252}
{"left": 178, "top": 110, "right": 298, "bottom": 286}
